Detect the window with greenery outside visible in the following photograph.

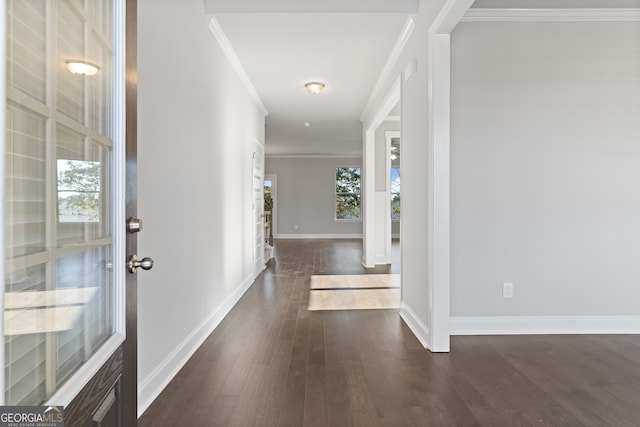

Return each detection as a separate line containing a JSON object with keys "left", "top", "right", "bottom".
{"left": 336, "top": 167, "right": 361, "bottom": 219}
{"left": 391, "top": 167, "right": 400, "bottom": 220}
{"left": 57, "top": 160, "right": 101, "bottom": 223}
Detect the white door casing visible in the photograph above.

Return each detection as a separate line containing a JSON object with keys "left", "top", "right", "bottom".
{"left": 252, "top": 138, "right": 265, "bottom": 275}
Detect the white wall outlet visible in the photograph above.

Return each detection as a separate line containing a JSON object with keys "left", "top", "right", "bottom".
{"left": 503, "top": 282, "right": 514, "bottom": 299}
{"left": 294, "top": 224, "right": 299, "bottom": 230}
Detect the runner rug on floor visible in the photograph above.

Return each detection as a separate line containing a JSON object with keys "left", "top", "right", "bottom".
{"left": 308, "top": 274, "right": 400, "bottom": 311}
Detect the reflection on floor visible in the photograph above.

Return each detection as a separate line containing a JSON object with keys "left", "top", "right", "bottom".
{"left": 308, "top": 274, "right": 400, "bottom": 311}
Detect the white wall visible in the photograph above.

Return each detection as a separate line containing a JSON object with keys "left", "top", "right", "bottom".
{"left": 450, "top": 22, "right": 640, "bottom": 320}
{"left": 265, "top": 156, "right": 363, "bottom": 237}
{"left": 137, "top": 0, "right": 265, "bottom": 415}
{"left": 375, "top": 121, "right": 399, "bottom": 191}
{"left": 362, "top": 0, "right": 448, "bottom": 348}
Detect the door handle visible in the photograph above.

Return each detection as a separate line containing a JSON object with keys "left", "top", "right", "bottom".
{"left": 128, "top": 254, "right": 154, "bottom": 273}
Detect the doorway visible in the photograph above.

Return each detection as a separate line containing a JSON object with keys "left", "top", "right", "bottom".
{"left": 264, "top": 174, "right": 276, "bottom": 249}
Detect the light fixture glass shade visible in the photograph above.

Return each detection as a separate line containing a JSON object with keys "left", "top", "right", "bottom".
{"left": 305, "top": 82, "right": 325, "bottom": 95}
{"left": 66, "top": 60, "right": 100, "bottom": 76}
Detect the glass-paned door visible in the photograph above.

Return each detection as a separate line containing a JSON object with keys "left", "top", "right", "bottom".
{"left": 4, "top": 0, "right": 117, "bottom": 405}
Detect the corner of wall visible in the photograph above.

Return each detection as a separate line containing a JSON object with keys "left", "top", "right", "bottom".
{"left": 399, "top": 302, "right": 430, "bottom": 349}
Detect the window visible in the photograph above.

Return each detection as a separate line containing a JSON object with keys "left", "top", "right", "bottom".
{"left": 57, "top": 159, "right": 102, "bottom": 223}
{"left": 336, "top": 167, "right": 361, "bottom": 220}
{"left": 391, "top": 167, "right": 400, "bottom": 220}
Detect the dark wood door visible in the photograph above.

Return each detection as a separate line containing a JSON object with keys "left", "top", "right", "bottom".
{"left": 1, "top": 1, "right": 139, "bottom": 425}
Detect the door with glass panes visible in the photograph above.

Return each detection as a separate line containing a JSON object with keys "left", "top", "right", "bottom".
{"left": 3, "top": 0, "right": 140, "bottom": 425}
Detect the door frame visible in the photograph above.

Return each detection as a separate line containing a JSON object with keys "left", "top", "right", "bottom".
{"left": 252, "top": 137, "right": 265, "bottom": 276}
{"left": 427, "top": 0, "right": 475, "bottom": 352}
{"left": 264, "top": 174, "right": 277, "bottom": 239}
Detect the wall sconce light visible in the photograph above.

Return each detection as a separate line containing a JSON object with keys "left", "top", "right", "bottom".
{"left": 66, "top": 60, "right": 100, "bottom": 76}
{"left": 305, "top": 82, "right": 325, "bottom": 95}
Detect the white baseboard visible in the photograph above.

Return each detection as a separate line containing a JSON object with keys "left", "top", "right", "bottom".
{"left": 400, "top": 302, "right": 430, "bottom": 349}
{"left": 137, "top": 273, "right": 257, "bottom": 418}
{"left": 274, "top": 234, "right": 363, "bottom": 239}
{"left": 450, "top": 315, "right": 640, "bottom": 335}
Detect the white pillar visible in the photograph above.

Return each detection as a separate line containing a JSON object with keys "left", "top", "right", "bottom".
{"left": 362, "top": 129, "right": 376, "bottom": 268}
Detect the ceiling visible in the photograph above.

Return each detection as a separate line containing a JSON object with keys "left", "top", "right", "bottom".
{"left": 215, "top": 13, "right": 408, "bottom": 156}
{"left": 209, "top": 0, "right": 638, "bottom": 156}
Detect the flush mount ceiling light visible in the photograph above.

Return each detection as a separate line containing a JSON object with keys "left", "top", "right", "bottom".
{"left": 305, "top": 82, "right": 325, "bottom": 95}
{"left": 66, "top": 60, "right": 100, "bottom": 76}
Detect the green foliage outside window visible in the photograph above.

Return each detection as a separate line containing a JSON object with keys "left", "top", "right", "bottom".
{"left": 57, "top": 160, "right": 101, "bottom": 222}
{"left": 336, "top": 167, "right": 361, "bottom": 219}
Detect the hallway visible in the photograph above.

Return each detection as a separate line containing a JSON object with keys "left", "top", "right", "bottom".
{"left": 139, "top": 239, "right": 640, "bottom": 426}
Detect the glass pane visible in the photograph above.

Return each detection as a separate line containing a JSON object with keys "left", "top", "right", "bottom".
{"left": 5, "top": 264, "right": 47, "bottom": 405}
{"left": 391, "top": 167, "right": 400, "bottom": 220}
{"left": 336, "top": 167, "right": 360, "bottom": 194}
{"left": 89, "top": 32, "right": 112, "bottom": 137}
{"left": 57, "top": 1, "right": 86, "bottom": 124}
{"left": 55, "top": 248, "right": 112, "bottom": 385}
{"left": 5, "top": 0, "right": 115, "bottom": 406}
{"left": 336, "top": 194, "right": 361, "bottom": 220}
{"left": 89, "top": 0, "right": 113, "bottom": 41}
{"left": 5, "top": 103, "right": 47, "bottom": 258}
{"left": 57, "top": 128, "right": 111, "bottom": 246}
{"left": 6, "top": 0, "right": 47, "bottom": 103}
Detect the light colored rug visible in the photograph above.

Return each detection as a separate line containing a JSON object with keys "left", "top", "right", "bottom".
{"left": 308, "top": 274, "right": 400, "bottom": 311}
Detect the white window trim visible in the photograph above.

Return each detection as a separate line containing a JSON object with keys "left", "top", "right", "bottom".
{"left": 335, "top": 166, "right": 362, "bottom": 221}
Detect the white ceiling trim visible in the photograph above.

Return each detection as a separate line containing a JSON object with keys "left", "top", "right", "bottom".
{"left": 266, "top": 154, "right": 362, "bottom": 159}
{"left": 462, "top": 8, "right": 640, "bottom": 22}
{"left": 205, "top": 0, "right": 418, "bottom": 14}
{"left": 208, "top": 16, "right": 269, "bottom": 116}
{"left": 360, "top": 16, "right": 416, "bottom": 122}
{"left": 431, "top": 0, "right": 476, "bottom": 33}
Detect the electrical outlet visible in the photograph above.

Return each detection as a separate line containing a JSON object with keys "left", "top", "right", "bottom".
{"left": 503, "top": 283, "right": 514, "bottom": 299}
{"left": 294, "top": 224, "right": 299, "bottom": 230}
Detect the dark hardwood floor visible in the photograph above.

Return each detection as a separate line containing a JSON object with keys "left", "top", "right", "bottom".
{"left": 138, "top": 239, "right": 640, "bottom": 426}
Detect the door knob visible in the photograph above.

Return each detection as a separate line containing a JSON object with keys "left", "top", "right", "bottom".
{"left": 128, "top": 255, "right": 154, "bottom": 273}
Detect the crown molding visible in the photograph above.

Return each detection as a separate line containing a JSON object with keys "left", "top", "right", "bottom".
{"left": 205, "top": 0, "right": 418, "bottom": 14}
{"left": 266, "top": 154, "right": 362, "bottom": 159}
{"left": 462, "top": 8, "right": 640, "bottom": 22}
{"left": 208, "top": 16, "right": 269, "bottom": 116}
{"left": 360, "top": 15, "right": 416, "bottom": 122}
